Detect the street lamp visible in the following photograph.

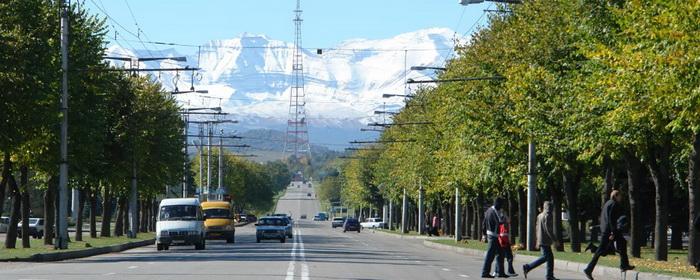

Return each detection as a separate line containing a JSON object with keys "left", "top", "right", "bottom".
{"left": 374, "top": 110, "right": 399, "bottom": 115}
{"left": 172, "top": 89, "right": 209, "bottom": 95}
{"left": 383, "top": 94, "right": 415, "bottom": 98}
{"left": 406, "top": 76, "right": 504, "bottom": 84}
{"left": 458, "top": 0, "right": 521, "bottom": 5}
{"left": 410, "top": 66, "right": 447, "bottom": 71}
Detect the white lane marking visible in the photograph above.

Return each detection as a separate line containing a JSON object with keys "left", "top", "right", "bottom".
{"left": 414, "top": 260, "right": 422, "bottom": 263}
{"left": 103, "top": 273, "right": 116, "bottom": 276}
{"left": 442, "top": 268, "right": 451, "bottom": 271}
{"left": 127, "top": 266, "right": 138, "bottom": 269}
{"left": 285, "top": 231, "right": 298, "bottom": 280}
{"left": 298, "top": 228, "right": 309, "bottom": 280}
{"left": 459, "top": 274, "right": 470, "bottom": 278}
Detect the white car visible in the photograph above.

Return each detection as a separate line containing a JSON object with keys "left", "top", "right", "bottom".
{"left": 156, "top": 198, "right": 206, "bottom": 251}
{"left": 360, "top": 218, "right": 386, "bottom": 229}
{"left": 18, "top": 218, "right": 44, "bottom": 238}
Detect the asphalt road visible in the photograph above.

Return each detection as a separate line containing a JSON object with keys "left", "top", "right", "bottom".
{"left": 0, "top": 185, "right": 592, "bottom": 280}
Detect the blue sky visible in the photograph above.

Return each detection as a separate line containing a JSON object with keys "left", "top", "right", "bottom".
{"left": 84, "top": 0, "right": 493, "bottom": 51}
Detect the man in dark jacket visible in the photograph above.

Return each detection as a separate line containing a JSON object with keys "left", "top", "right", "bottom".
{"left": 584, "top": 190, "right": 634, "bottom": 280}
{"left": 481, "top": 197, "right": 507, "bottom": 278}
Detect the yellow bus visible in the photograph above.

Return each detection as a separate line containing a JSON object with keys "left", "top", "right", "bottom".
{"left": 201, "top": 201, "right": 236, "bottom": 243}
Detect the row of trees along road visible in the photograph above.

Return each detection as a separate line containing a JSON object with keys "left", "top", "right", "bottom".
{"left": 190, "top": 151, "right": 292, "bottom": 214}
{"left": 334, "top": 0, "right": 700, "bottom": 265}
{"left": 0, "top": 1, "right": 185, "bottom": 248}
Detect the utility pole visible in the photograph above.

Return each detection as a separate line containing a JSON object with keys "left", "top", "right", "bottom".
{"left": 418, "top": 181, "right": 424, "bottom": 235}
{"left": 389, "top": 200, "right": 394, "bottom": 231}
{"left": 206, "top": 123, "right": 212, "bottom": 201}
{"left": 128, "top": 157, "right": 137, "bottom": 238}
{"left": 283, "top": 0, "right": 311, "bottom": 162}
{"left": 182, "top": 113, "right": 189, "bottom": 198}
{"left": 401, "top": 188, "right": 408, "bottom": 234}
{"left": 56, "top": 0, "right": 70, "bottom": 250}
{"left": 527, "top": 141, "right": 537, "bottom": 251}
{"left": 455, "top": 187, "right": 462, "bottom": 241}
{"left": 218, "top": 129, "right": 223, "bottom": 200}
{"left": 198, "top": 126, "right": 204, "bottom": 199}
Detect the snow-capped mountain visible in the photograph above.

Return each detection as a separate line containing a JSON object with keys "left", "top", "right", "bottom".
{"left": 106, "top": 28, "right": 458, "bottom": 149}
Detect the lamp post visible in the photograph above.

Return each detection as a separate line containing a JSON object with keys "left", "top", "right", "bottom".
{"left": 410, "top": 66, "right": 447, "bottom": 71}
{"left": 406, "top": 76, "right": 504, "bottom": 84}
{"left": 171, "top": 89, "right": 209, "bottom": 95}
{"left": 382, "top": 93, "right": 415, "bottom": 98}
{"left": 179, "top": 107, "right": 222, "bottom": 198}
{"left": 458, "top": 0, "right": 521, "bottom": 5}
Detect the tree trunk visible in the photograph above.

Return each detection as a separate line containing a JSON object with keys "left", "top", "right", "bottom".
{"left": 20, "top": 166, "right": 30, "bottom": 248}
{"left": 476, "top": 194, "right": 484, "bottom": 241}
{"left": 509, "top": 195, "right": 518, "bottom": 244}
{"left": 140, "top": 199, "right": 148, "bottom": 233}
{"left": 625, "top": 151, "right": 644, "bottom": 257}
{"left": 647, "top": 143, "right": 672, "bottom": 261}
{"left": 123, "top": 199, "right": 129, "bottom": 235}
{"left": 0, "top": 153, "right": 9, "bottom": 218}
{"left": 100, "top": 187, "right": 112, "bottom": 237}
{"left": 563, "top": 169, "right": 582, "bottom": 252}
{"left": 688, "top": 132, "right": 700, "bottom": 266}
{"left": 75, "top": 189, "right": 85, "bottom": 241}
{"left": 44, "top": 176, "right": 56, "bottom": 245}
{"left": 88, "top": 187, "right": 97, "bottom": 238}
{"left": 671, "top": 222, "right": 683, "bottom": 250}
{"left": 518, "top": 188, "right": 527, "bottom": 247}
{"left": 114, "top": 196, "right": 125, "bottom": 236}
{"left": 150, "top": 198, "right": 157, "bottom": 232}
{"left": 551, "top": 181, "right": 564, "bottom": 251}
{"left": 466, "top": 199, "right": 473, "bottom": 239}
{"left": 5, "top": 175, "right": 20, "bottom": 249}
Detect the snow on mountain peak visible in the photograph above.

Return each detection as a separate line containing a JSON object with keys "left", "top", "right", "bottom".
{"left": 105, "top": 28, "right": 461, "bottom": 147}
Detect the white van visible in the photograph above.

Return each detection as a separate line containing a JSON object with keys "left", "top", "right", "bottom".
{"left": 156, "top": 198, "right": 206, "bottom": 251}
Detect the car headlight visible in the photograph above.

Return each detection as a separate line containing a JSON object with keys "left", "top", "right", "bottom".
{"left": 159, "top": 230, "right": 169, "bottom": 237}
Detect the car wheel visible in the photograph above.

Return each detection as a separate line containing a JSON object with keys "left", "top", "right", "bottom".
{"left": 280, "top": 237, "right": 286, "bottom": 243}
{"left": 357, "top": 229, "right": 361, "bottom": 233}
{"left": 157, "top": 243, "right": 163, "bottom": 251}
{"left": 195, "top": 240, "right": 205, "bottom": 250}
{"left": 226, "top": 236, "right": 235, "bottom": 243}
{"left": 164, "top": 244, "right": 170, "bottom": 250}
{"left": 343, "top": 229, "right": 346, "bottom": 232}
{"left": 256, "top": 238, "right": 261, "bottom": 243}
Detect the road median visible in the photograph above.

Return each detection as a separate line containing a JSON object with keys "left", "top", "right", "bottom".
{"left": 423, "top": 239, "right": 697, "bottom": 280}
{"left": 0, "top": 235, "right": 155, "bottom": 262}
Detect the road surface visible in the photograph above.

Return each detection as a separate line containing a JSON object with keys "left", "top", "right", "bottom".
{"left": 0, "top": 185, "right": 591, "bottom": 280}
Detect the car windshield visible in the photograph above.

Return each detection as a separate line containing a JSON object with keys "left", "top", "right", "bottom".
{"left": 29, "top": 218, "right": 39, "bottom": 224}
{"left": 333, "top": 218, "right": 344, "bottom": 221}
{"left": 372, "top": 219, "right": 382, "bottom": 222}
{"left": 258, "top": 219, "right": 286, "bottom": 226}
{"left": 204, "top": 208, "right": 231, "bottom": 219}
{"left": 159, "top": 205, "right": 198, "bottom": 221}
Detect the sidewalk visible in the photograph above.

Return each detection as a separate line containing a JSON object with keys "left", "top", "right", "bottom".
{"left": 367, "top": 229, "right": 697, "bottom": 280}
{"left": 422, "top": 240, "right": 697, "bottom": 280}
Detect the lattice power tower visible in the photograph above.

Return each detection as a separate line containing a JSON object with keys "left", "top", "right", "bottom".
{"left": 284, "top": 0, "right": 311, "bottom": 161}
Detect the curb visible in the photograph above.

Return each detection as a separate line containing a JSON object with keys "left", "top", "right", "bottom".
{"left": 0, "top": 238, "right": 154, "bottom": 262}
{"left": 422, "top": 240, "right": 697, "bottom": 280}
{"left": 371, "top": 229, "right": 451, "bottom": 240}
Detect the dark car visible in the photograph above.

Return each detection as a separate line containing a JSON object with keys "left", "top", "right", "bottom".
{"left": 343, "top": 218, "right": 361, "bottom": 233}
{"left": 331, "top": 217, "right": 346, "bottom": 228}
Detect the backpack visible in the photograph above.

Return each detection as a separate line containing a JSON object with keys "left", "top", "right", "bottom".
{"left": 498, "top": 223, "right": 510, "bottom": 248}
